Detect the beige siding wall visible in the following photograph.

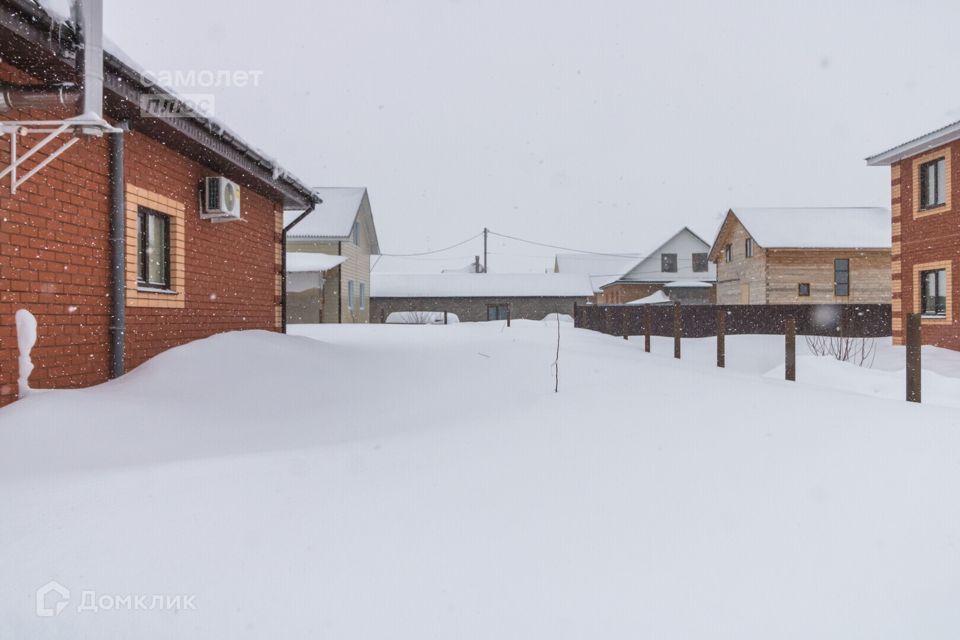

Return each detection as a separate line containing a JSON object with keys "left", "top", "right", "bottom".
{"left": 766, "top": 249, "right": 892, "bottom": 304}
{"left": 288, "top": 224, "right": 372, "bottom": 323}
{"left": 715, "top": 219, "right": 767, "bottom": 304}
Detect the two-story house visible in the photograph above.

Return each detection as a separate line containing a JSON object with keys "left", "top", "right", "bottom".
{"left": 594, "top": 227, "right": 716, "bottom": 304}
{"left": 709, "top": 207, "right": 891, "bottom": 305}
{"left": 868, "top": 120, "right": 960, "bottom": 348}
{"left": 285, "top": 188, "right": 380, "bottom": 323}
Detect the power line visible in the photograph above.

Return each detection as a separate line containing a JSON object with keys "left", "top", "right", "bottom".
{"left": 377, "top": 232, "right": 483, "bottom": 257}
{"left": 486, "top": 230, "right": 644, "bottom": 258}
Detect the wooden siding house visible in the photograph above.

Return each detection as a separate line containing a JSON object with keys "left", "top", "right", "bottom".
{"left": 867, "top": 119, "right": 960, "bottom": 348}
{"left": 709, "top": 208, "right": 892, "bottom": 305}
{"left": 594, "top": 228, "right": 716, "bottom": 305}
{"left": 285, "top": 188, "right": 380, "bottom": 324}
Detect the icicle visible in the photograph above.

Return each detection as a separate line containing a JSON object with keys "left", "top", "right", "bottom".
{"left": 15, "top": 309, "right": 37, "bottom": 399}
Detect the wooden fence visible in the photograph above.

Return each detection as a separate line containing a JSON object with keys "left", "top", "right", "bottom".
{"left": 574, "top": 303, "right": 892, "bottom": 338}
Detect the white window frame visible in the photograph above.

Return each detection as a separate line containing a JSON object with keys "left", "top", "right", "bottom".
{"left": 347, "top": 280, "right": 355, "bottom": 310}
{"left": 359, "top": 282, "right": 366, "bottom": 310}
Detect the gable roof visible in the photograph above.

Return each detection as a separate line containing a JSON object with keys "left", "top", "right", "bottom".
{"left": 285, "top": 188, "right": 380, "bottom": 254}
{"left": 372, "top": 273, "right": 594, "bottom": 298}
{"left": 709, "top": 207, "right": 891, "bottom": 260}
{"left": 867, "top": 119, "right": 960, "bottom": 166}
{"left": 553, "top": 253, "right": 639, "bottom": 292}
{"left": 610, "top": 227, "right": 715, "bottom": 285}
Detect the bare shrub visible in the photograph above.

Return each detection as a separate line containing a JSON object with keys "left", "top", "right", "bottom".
{"left": 805, "top": 334, "right": 877, "bottom": 368}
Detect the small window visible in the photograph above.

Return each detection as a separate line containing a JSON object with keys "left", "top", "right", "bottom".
{"left": 359, "top": 282, "right": 366, "bottom": 310}
{"left": 692, "top": 253, "right": 708, "bottom": 273}
{"left": 920, "top": 158, "right": 946, "bottom": 210}
{"left": 347, "top": 280, "right": 355, "bottom": 310}
{"left": 661, "top": 253, "right": 678, "bottom": 273}
{"left": 137, "top": 207, "right": 170, "bottom": 289}
{"left": 745, "top": 238, "right": 753, "bottom": 258}
{"left": 920, "top": 269, "right": 947, "bottom": 316}
{"left": 486, "top": 304, "right": 509, "bottom": 321}
{"left": 352, "top": 221, "right": 360, "bottom": 245}
{"left": 798, "top": 283, "right": 810, "bottom": 297}
{"left": 724, "top": 244, "right": 732, "bottom": 262}
{"left": 834, "top": 258, "right": 850, "bottom": 296}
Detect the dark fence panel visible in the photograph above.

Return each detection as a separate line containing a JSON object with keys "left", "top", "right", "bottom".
{"left": 575, "top": 303, "right": 891, "bottom": 338}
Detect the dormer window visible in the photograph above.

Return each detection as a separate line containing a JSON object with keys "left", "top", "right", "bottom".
{"left": 920, "top": 157, "right": 946, "bottom": 210}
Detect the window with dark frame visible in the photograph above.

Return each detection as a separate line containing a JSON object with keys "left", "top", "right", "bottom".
{"left": 137, "top": 206, "right": 170, "bottom": 290}
{"left": 834, "top": 258, "right": 849, "bottom": 296}
{"left": 661, "top": 253, "right": 678, "bottom": 273}
{"left": 920, "top": 268, "right": 947, "bottom": 317}
{"left": 745, "top": 237, "right": 753, "bottom": 258}
{"left": 920, "top": 157, "right": 946, "bottom": 210}
{"left": 724, "top": 244, "right": 732, "bottom": 262}
{"left": 486, "top": 304, "right": 510, "bottom": 321}
{"left": 798, "top": 283, "right": 810, "bottom": 297}
{"left": 692, "top": 252, "right": 708, "bottom": 272}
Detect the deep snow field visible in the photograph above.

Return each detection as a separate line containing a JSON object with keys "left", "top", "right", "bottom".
{"left": 2, "top": 320, "right": 960, "bottom": 639}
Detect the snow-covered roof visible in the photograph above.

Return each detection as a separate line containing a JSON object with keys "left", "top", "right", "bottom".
{"left": 285, "top": 253, "right": 347, "bottom": 273}
{"left": 285, "top": 188, "right": 367, "bottom": 238}
{"left": 554, "top": 253, "right": 639, "bottom": 292}
{"left": 867, "top": 119, "right": 960, "bottom": 166}
{"left": 373, "top": 273, "right": 595, "bottom": 298}
{"left": 725, "top": 207, "right": 891, "bottom": 250}
{"left": 663, "top": 280, "right": 714, "bottom": 288}
{"left": 625, "top": 290, "right": 672, "bottom": 305}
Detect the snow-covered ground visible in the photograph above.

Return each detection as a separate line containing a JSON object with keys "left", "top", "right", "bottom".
{"left": 2, "top": 321, "right": 960, "bottom": 638}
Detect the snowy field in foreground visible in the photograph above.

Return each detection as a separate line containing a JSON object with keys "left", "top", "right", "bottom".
{"left": 2, "top": 321, "right": 960, "bottom": 638}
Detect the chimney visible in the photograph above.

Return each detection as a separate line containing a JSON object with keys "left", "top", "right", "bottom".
{"left": 72, "top": 0, "right": 104, "bottom": 120}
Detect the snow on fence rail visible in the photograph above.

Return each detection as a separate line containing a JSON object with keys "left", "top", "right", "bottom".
{"left": 574, "top": 303, "right": 892, "bottom": 338}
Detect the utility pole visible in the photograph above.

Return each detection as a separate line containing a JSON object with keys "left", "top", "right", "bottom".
{"left": 483, "top": 227, "right": 488, "bottom": 273}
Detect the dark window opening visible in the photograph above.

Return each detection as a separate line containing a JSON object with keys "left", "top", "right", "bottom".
{"left": 692, "top": 253, "right": 708, "bottom": 272}
{"left": 798, "top": 283, "right": 810, "bottom": 297}
{"left": 661, "top": 253, "right": 678, "bottom": 273}
{"left": 920, "top": 268, "right": 947, "bottom": 317}
{"left": 745, "top": 238, "right": 753, "bottom": 258}
{"left": 137, "top": 207, "right": 170, "bottom": 289}
{"left": 834, "top": 258, "right": 849, "bottom": 297}
{"left": 724, "top": 244, "right": 732, "bottom": 262}
{"left": 920, "top": 157, "right": 946, "bottom": 210}
{"left": 487, "top": 304, "right": 510, "bottom": 321}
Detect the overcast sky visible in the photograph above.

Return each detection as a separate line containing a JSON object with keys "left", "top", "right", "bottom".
{"left": 82, "top": 0, "right": 960, "bottom": 272}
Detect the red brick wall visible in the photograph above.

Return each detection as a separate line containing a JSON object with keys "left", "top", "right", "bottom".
{"left": 0, "top": 62, "right": 282, "bottom": 405}
{"left": 896, "top": 141, "right": 960, "bottom": 349}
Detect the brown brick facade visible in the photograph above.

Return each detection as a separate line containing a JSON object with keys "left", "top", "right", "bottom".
{"left": 893, "top": 142, "right": 960, "bottom": 349}
{"left": 0, "top": 62, "right": 283, "bottom": 405}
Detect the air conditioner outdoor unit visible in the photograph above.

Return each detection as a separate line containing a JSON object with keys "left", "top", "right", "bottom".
{"left": 201, "top": 176, "right": 241, "bottom": 221}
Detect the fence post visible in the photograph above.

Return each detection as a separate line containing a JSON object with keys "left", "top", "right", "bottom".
{"left": 716, "top": 310, "right": 725, "bottom": 368}
{"left": 573, "top": 301, "right": 578, "bottom": 328}
{"left": 507, "top": 306, "right": 511, "bottom": 328}
{"left": 444, "top": 311, "right": 448, "bottom": 325}
{"left": 673, "top": 302, "right": 681, "bottom": 359}
{"left": 906, "top": 313, "right": 921, "bottom": 403}
{"left": 622, "top": 308, "right": 629, "bottom": 340}
{"left": 785, "top": 317, "right": 796, "bottom": 381}
{"left": 644, "top": 305, "right": 651, "bottom": 353}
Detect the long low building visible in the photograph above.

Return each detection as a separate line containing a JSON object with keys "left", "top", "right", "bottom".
{"left": 370, "top": 274, "right": 595, "bottom": 322}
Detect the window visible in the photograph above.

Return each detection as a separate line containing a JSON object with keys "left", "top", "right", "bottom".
{"left": 798, "top": 283, "right": 810, "bottom": 297}
{"left": 920, "top": 157, "right": 946, "bottom": 210}
{"left": 834, "top": 258, "right": 849, "bottom": 296}
{"left": 724, "top": 244, "right": 732, "bottom": 262}
{"left": 359, "top": 282, "right": 366, "bottom": 310}
{"left": 347, "top": 280, "right": 355, "bottom": 310}
{"left": 487, "top": 304, "right": 509, "bottom": 321}
{"left": 920, "top": 269, "right": 947, "bottom": 316}
{"left": 692, "top": 253, "right": 708, "bottom": 272}
{"left": 745, "top": 238, "right": 753, "bottom": 258}
{"left": 137, "top": 207, "right": 170, "bottom": 289}
{"left": 352, "top": 221, "right": 360, "bottom": 245}
{"left": 661, "top": 253, "right": 678, "bottom": 273}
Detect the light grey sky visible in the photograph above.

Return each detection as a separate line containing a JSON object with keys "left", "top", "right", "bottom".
{"left": 90, "top": 0, "right": 960, "bottom": 272}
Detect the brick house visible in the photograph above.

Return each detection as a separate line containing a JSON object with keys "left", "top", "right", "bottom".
{"left": 867, "top": 121, "right": 960, "bottom": 348}
{"left": 592, "top": 227, "right": 716, "bottom": 305}
{"left": 709, "top": 208, "right": 891, "bottom": 305}
{"left": 0, "top": 1, "right": 318, "bottom": 405}
{"left": 285, "top": 187, "right": 380, "bottom": 324}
